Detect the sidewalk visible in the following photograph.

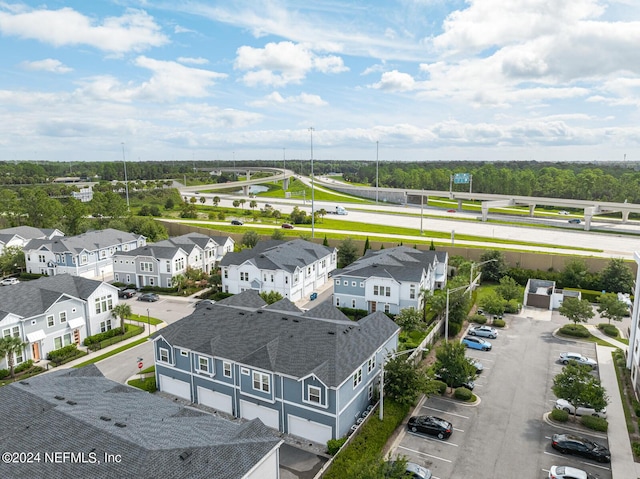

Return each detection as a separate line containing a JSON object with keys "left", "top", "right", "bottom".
{"left": 585, "top": 324, "right": 629, "bottom": 352}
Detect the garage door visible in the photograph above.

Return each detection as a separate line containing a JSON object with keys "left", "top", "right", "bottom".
{"left": 288, "top": 415, "right": 333, "bottom": 444}
{"left": 159, "top": 375, "right": 191, "bottom": 400}
{"left": 240, "top": 400, "right": 279, "bottom": 430}
{"left": 197, "top": 386, "right": 233, "bottom": 415}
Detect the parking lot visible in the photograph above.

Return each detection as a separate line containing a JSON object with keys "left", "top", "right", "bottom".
{"left": 390, "top": 314, "right": 612, "bottom": 479}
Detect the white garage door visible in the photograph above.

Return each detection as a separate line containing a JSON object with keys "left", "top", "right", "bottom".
{"left": 159, "top": 375, "right": 191, "bottom": 400}
{"left": 240, "top": 400, "right": 279, "bottom": 430}
{"left": 288, "top": 414, "right": 333, "bottom": 444}
{"left": 197, "top": 386, "right": 233, "bottom": 415}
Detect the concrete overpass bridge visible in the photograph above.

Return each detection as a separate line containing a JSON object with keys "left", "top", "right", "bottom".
{"left": 184, "top": 167, "right": 294, "bottom": 194}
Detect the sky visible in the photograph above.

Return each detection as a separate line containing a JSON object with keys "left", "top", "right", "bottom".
{"left": 1, "top": 0, "right": 640, "bottom": 164}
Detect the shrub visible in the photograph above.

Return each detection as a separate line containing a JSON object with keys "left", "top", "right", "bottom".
{"left": 327, "top": 437, "right": 347, "bottom": 456}
{"left": 432, "top": 380, "right": 447, "bottom": 395}
{"left": 550, "top": 408, "right": 569, "bottom": 422}
{"left": 470, "top": 314, "right": 486, "bottom": 324}
{"left": 84, "top": 327, "right": 125, "bottom": 346}
{"left": 558, "top": 324, "right": 590, "bottom": 338}
{"left": 0, "top": 369, "right": 9, "bottom": 380}
{"left": 597, "top": 324, "right": 619, "bottom": 337}
{"left": 504, "top": 299, "right": 521, "bottom": 314}
{"left": 564, "top": 288, "right": 601, "bottom": 302}
{"left": 492, "top": 319, "right": 506, "bottom": 328}
{"left": 454, "top": 387, "right": 473, "bottom": 401}
{"left": 447, "top": 322, "right": 461, "bottom": 337}
{"left": 581, "top": 415, "right": 608, "bottom": 432}
{"left": 633, "top": 400, "right": 640, "bottom": 418}
{"left": 14, "top": 360, "right": 33, "bottom": 374}
{"left": 47, "top": 344, "right": 83, "bottom": 365}
{"left": 633, "top": 442, "right": 640, "bottom": 459}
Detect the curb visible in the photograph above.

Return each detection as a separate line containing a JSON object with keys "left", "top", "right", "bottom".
{"left": 541, "top": 412, "right": 608, "bottom": 440}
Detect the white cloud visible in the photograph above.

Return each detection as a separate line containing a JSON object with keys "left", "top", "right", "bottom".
{"left": 177, "top": 57, "right": 209, "bottom": 65}
{"left": 371, "top": 70, "right": 417, "bottom": 92}
{"left": 0, "top": 6, "right": 168, "bottom": 53}
{"left": 20, "top": 58, "right": 72, "bottom": 73}
{"left": 248, "top": 91, "right": 327, "bottom": 107}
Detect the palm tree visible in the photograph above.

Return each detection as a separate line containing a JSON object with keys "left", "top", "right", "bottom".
{"left": 199, "top": 196, "right": 206, "bottom": 204}
{"left": 111, "top": 303, "right": 132, "bottom": 335}
{"left": 250, "top": 200, "right": 257, "bottom": 210}
{"left": 173, "top": 273, "right": 188, "bottom": 294}
{"left": 0, "top": 336, "right": 27, "bottom": 378}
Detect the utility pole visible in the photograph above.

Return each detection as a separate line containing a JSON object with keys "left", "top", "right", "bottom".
{"left": 376, "top": 141, "right": 379, "bottom": 204}
{"left": 121, "top": 142, "right": 130, "bottom": 211}
{"left": 309, "top": 127, "right": 315, "bottom": 238}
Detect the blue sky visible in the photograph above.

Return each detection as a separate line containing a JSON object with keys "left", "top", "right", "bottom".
{"left": 1, "top": 0, "right": 640, "bottom": 164}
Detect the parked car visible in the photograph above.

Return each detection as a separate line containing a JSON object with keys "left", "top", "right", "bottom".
{"left": 558, "top": 210, "right": 570, "bottom": 215}
{"left": 434, "top": 370, "right": 475, "bottom": 390}
{"left": 231, "top": 220, "right": 243, "bottom": 226}
{"left": 548, "top": 465, "right": 596, "bottom": 479}
{"left": 407, "top": 416, "right": 452, "bottom": 439}
{"left": 559, "top": 352, "right": 597, "bottom": 369}
{"left": 551, "top": 434, "right": 611, "bottom": 463}
{"left": 462, "top": 336, "right": 492, "bottom": 351}
{"left": 137, "top": 293, "right": 159, "bottom": 302}
{"left": 118, "top": 288, "right": 137, "bottom": 299}
{"left": 470, "top": 359, "right": 484, "bottom": 374}
{"left": 0, "top": 277, "right": 20, "bottom": 286}
{"left": 554, "top": 399, "right": 607, "bottom": 418}
{"left": 468, "top": 325, "right": 498, "bottom": 339}
{"left": 385, "top": 461, "right": 432, "bottom": 479}
{"left": 568, "top": 218, "right": 581, "bottom": 224}
{"left": 281, "top": 223, "right": 294, "bottom": 229}
{"left": 195, "top": 299, "right": 216, "bottom": 308}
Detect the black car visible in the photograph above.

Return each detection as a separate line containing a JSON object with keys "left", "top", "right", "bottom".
{"left": 551, "top": 433, "right": 611, "bottom": 463}
{"left": 118, "top": 288, "right": 137, "bottom": 299}
{"left": 433, "top": 371, "right": 475, "bottom": 390}
{"left": 231, "top": 220, "right": 243, "bottom": 225}
{"left": 407, "top": 416, "right": 452, "bottom": 439}
{"left": 137, "top": 293, "right": 159, "bottom": 302}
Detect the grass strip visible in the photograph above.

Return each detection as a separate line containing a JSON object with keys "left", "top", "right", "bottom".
{"left": 73, "top": 337, "right": 149, "bottom": 368}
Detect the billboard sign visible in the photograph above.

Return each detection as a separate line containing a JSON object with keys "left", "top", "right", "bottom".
{"left": 453, "top": 173, "right": 470, "bottom": 184}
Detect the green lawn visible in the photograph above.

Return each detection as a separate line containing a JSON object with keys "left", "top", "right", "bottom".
{"left": 73, "top": 337, "right": 149, "bottom": 368}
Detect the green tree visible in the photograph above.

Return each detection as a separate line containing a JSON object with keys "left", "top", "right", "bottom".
{"left": 394, "top": 307, "right": 423, "bottom": 331}
{"left": 363, "top": 237, "right": 371, "bottom": 254}
{"left": 552, "top": 362, "right": 608, "bottom": 418}
{"left": 337, "top": 238, "right": 359, "bottom": 268}
{"left": 260, "top": 291, "right": 283, "bottom": 304}
{"left": 0, "top": 246, "right": 26, "bottom": 276}
{"left": 199, "top": 196, "right": 206, "bottom": 204}
{"left": 164, "top": 197, "right": 175, "bottom": 210}
{"left": 479, "top": 250, "right": 507, "bottom": 282}
{"left": 249, "top": 200, "right": 257, "bottom": 210}
{"left": 0, "top": 336, "right": 27, "bottom": 378}
{"left": 126, "top": 217, "right": 168, "bottom": 242}
{"left": 271, "top": 229, "right": 285, "bottom": 240}
{"left": 111, "top": 303, "right": 132, "bottom": 334}
{"left": 558, "top": 296, "right": 594, "bottom": 325}
{"left": 189, "top": 196, "right": 197, "bottom": 204}
{"left": 429, "top": 240, "right": 436, "bottom": 251}
{"left": 597, "top": 293, "right": 628, "bottom": 325}
{"left": 433, "top": 341, "right": 477, "bottom": 392}
{"left": 172, "top": 273, "right": 188, "bottom": 293}
{"left": 180, "top": 201, "right": 198, "bottom": 218}
{"left": 212, "top": 196, "right": 220, "bottom": 207}
{"left": 383, "top": 355, "right": 435, "bottom": 407}
{"left": 479, "top": 290, "right": 505, "bottom": 317}
{"left": 322, "top": 235, "right": 329, "bottom": 246}
{"left": 495, "top": 276, "right": 522, "bottom": 301}
{"left": 63, "top": 198, "right": 88, "bottom": 235}
{"left": 242, "top": 230, "right": 260, "bottom": 248}
{"left": 599, "top": 258, "right": 634, "bottom": 294}
{"left": 20, "top": 188, "right": 63, "bottom": 228}
{"left": 318, "top": 208, "right": 327, "bottom": 222}
{"left": 239, "top": 199, "right": 247, "bottom": 209}
{"left": 560, "top": 258, "right": 590, "bottom": 289}
{"left": 232, "top": 199, "right": 240, "bottom": 208}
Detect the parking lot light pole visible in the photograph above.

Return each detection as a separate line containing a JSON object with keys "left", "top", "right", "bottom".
{"left": 469, "top": 258, "right": 498, "bottom": 290}
{"left": 379, "top": 347, "right": 425, "bottom": 421}
{"left": 445, "top": 284, "right": 473, "bottom": 342}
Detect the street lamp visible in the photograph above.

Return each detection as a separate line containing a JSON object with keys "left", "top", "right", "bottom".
{"left": 375, "top": 141, "right": 379, "bottom": 205}
{"left": 309, "top": 127, "right": 315, "bottom": 238}
{"left": 469, "top": 258, "right": 498, "bottom": 290}
{"left": 121, "top": 142, "right": 130, "bottom": 211}
{"left": 379, "top": 346, "right": 426, "bottom": 420}
{"left": 445, "top": 284, "right": 474, "bottom": 342}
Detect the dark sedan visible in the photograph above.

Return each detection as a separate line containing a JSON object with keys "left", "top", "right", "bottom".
{"left": 551, "top": 433, "right": 611, "bottom": 463}
{"left": 118, "top": 288, "right": 137, "bottom": 299}
{"left": 407, "top": 416, "right": 452, "bottom": 440}
{"left": 137, "top": 293, "right": 159, "bottom": 302}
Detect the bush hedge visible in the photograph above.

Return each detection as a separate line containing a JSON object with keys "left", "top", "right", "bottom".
{"left": 454, "top": 387, "right": 473, "bottom": 401}
{"left": 633, "top": 442, "right": 640, "bottom": 459}
{"left": 558, "top": 324, "right": 590, "bottom": 338}
{"left": 597, "top": 323, "right": 619, "bottom": 337}
{"left": 47, "top": 344, "right": 86, "bottom": 366}
{"left": 85, "top": 324, "right": 144, "bottom": 351}
{"left": 327, "top": 437, "right": 347, "bottom": 456}
{"left": 432, "top": 380, "right": 447, "bottom": 395}
{"left": 0, "top": 360, "right": 32, "bottom": 379}
{"left": 447, "top": 322, "right": 462, "bottom": 337}
{"left": 581, "top": 415, "right": 608, "bottom": 432}
{"left": 470, "top": 314, "right": 486, "bottom": 324}
{"left": 492, "top": 319, "right": 506, "bottom": 328}
{"left": 550, "top": 408, "right": 569, "bottom": 422}
{"left": 84, "top": 327, "right": 125, "bottom": 346}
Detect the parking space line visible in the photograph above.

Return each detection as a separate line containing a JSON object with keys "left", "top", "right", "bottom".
{"left": 406, "top": 431, "right": 459, "bottom": 447}
{"left": 421, "top": 406, "right": 469, "bottom": 419}
{"left": 542, "top": 452, "right": 610, "bottom": 471}
{"left": 398, "top": 445, "right": 453, "bottom": 463}
{"left": 452, "top": 427, "right": 464, "bottom": 432}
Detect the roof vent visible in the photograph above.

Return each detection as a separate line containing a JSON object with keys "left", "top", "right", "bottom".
{"left": 292, "top": 319, "right": 299, "bottom": 323}
{"left": 179, "top": 451, "right": 192, "bottom": 461}
{"left": 257, "top": 310, "right": 263, "bottom": 314}
{"left": 66, "top": 400, "right": 77, "bottom": 405}
{"left": 343, "top": 330, "right": 348, "bottom": 334}
{"left": 19, "top": 381, "right": 29, "bottom": 385}
{"left": 54, "top": 395, "right": 65, "bottom": 401}
{"left": 328, "top": 331, "right": 335, "bottom": 335}
{"left": 238, "top": 312, "right": 245, "bottom": 315}
{"left": 114, "top": 422, "right": 127, "bottom": 428}
{"left": 281, "top": 317, "right": 288, "bottom": 320}
{"left": 100, "top": 416, "right": 112, "bottom": 422}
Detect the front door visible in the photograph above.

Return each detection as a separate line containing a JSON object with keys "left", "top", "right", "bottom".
{"left": 370, "top": 301, "right": 377, "bottom": 313}
{"left": 32, "top": 342, "right": 40, "bottom": 362}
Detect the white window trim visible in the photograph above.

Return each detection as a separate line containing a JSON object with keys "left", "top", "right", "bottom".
{"left": 252, "top": 371, "right": 270, "bottom": 393}
{"left": 223, "top": 361, "right": 233, "bottom": 378}
{"left": 304, "top": 384, "right": 325, "bottom": 407}
{"left": 159, "top": 347, "right": 170, "bottom": 363}
{"left": 198, "top": 356, "right": 209, "bottom": 373}
{"left": 353, "top": 368, "right": 362, "bottom": 388}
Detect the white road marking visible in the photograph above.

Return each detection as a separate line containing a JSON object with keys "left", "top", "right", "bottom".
{"left": 398, "top": 445, "right": 453, "bottom": 463}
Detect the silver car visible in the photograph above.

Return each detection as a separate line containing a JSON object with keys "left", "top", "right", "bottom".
{"left": 555, "top": 398, "right": 607, "bottom": 418}
{"left": 559, "top": 352, "right": 597, "bottom": 369}
{"left": 468, "top": 325, "right": 498, "bottom": 339}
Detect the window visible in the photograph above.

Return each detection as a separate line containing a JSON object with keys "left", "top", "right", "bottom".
{"left": 53, "top": 333, "right": 72, "bottom": 350}
{"left": 149, "top": 278, "right": 155, "bottom": 286}
{"left": 140, "top": 262, "right": 154, "bottom": 272}
{"left": 252, "top": 371, "right": 270, "bottom": 393}
{"left": 99, "top": 319, "right": 112, "bottom": 333}
{"left": 223, "top": 361, "right": 232, "bottom": 378}
{"left": 125, "top": 275, "right": 130, "bottom": 283}
{"left": 100, "top": 250, "right": 106, "bottom": 259}
{"left": 270, "top": 274, "right": 274, "bottom": 282}
{"left": 95, "top": 295, "right": 114, "bottom": 314}
{"left": 374, "top": 285, "right": 379, "bottom": 295}
{"left": 38, "top": 254, "right": 46, "bottom": 263}
{"left": 166, "top": 261, "right": 171, "bottom": 273}
{"left": 167, "top": 279, "right": 172, "bottom": 288}
{"left": 80, "top": 254, "right": 88, "bottom": 264}
{"left": 199, "top": 357, "right": 208, "bottom": 372}
{"left": 336, "top": 297, "right": 340, "bottom": 306}
{"left": 47, "top": 315, "right": 55, "bottom": 327}
{"left": 224, "top": 269, "right": 228, "bottom": 279}
{"left": 263, "top": 274, "right": 267, "bottom": 282}
{"left": 385, "top": 287, "right": 391, "bottom": 297}
{"left": 285, "top": 276, "right": 289, "bottom": 284}
{"left": 240, "top": 272, "right": 249, "bottom": 281}
{"left": 353, "top": 369, "right": 362, "bottom": 388}
{"left": 307, "top": 267, "right": 311, "bottom": 275}
{"left": 308, "top": 385, "right": 321, "bottom": 404}
{"left": 159, "top": 348, "right": 169, "bottom": 363}
{"left": 384, "top": 304, "right": 390, "bottom": 313}
{"left": 368, "top": 384, "right": 374, "bottom": 400}
{"left": 352, "top": 281, "right": 356, "bottom": 287}
{"left": 174, "top": 257, "right": 185, "bottom": 271}
{"left": 360, "top": 282, "right": 364, "bottom": 288}
{"left": 59, "top": 311, "right": 67, "bottom": 323}
{"left": 367, "top": 355, "right": 376, "bottom": 373}
{"left": 352, "top": 299, "right": 356, "bottom": 308}
{"left": 114, "top": 273, "right": 119, "bottom": 282}
{"left": 71, "top": 256, "right": 76, "bottom": 265}
{"left": 180, "top": 350, "right": 188, "bottom": 357}
{"left": 410, "top": 285, "right": 416, "bottom": 299}
{"left": 335, "top": 280, "right": 340, "bottom": 286}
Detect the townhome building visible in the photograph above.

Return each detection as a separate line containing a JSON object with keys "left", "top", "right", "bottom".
{"left": 113, "top": 233, "right": 234, "bottom": 288}
{"left": 0, "top": 226, "right": 64, "bottom": 255}
{"left": 23, "top": 228, "right": 145, "bottom": 280}
{"left": 332, "top": 246, "right": 448, "bottom": 314}
{"left": 153, "top": 290, "right": 400, "bottom": 445}
{"left": 0, "top": 365, "right": 282, "bottom": 479}
{"left": 627, "top": 251, "right": 640, "bottom": 398}
{"left": 0, "top": 274, "right": 119, "bottom": 369}
{"left": 220, "top": 239, "right": 337, "bottom": 302}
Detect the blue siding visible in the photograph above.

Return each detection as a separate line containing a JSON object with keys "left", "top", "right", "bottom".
{"left": 155, "top": 338, "right": 175, "bottom": 365}
{"left": 335, "top": 275, "right": 365, "bottom": 295}
{"left": 239, "top": 368, "right": 273, "bottom": 401}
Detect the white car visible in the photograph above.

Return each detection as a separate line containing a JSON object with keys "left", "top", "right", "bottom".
{"left": 558, "top": 210, "right": 569, "bottom": 215}
{"left": 554, "top": 398, "right": 607, "bottom": 418}
{"left": 559, "top": 352, "right": 597, "bottom": 369}
{"left": 549, "top": 465, "right": 596, "bottom": 479}
{"left": 0, "top": 277, "right": 20, "bottom": 286}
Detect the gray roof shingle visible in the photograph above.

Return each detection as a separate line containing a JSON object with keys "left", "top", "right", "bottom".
{"left": 25, "top": 228, "right": 142, "bottom": 254}
{"left": 0, "top": 365, "right": 280, "bottom": 479}
{"left": 156, "top": 291, "right": 399, "bottom": 387}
